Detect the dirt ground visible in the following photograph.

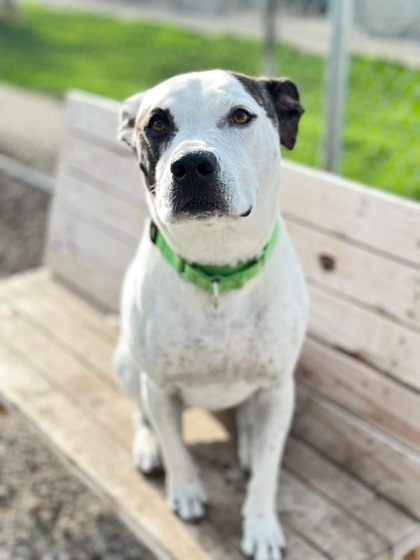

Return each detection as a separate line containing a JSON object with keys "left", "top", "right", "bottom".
{"left": 0, "top": 411, "right": 153, "bottom": 560}
{"left": 0, "top": 172, "right": 50, "bottom": 279}
{"left": 0, "top": 170, "right": 152, "bottom": 559}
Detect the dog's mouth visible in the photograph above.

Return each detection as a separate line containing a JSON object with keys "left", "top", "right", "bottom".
{"left": 180, "top": 197, "right": 220, "bottom": 214}
{"left": 240, "top": 207, "right": 252, "bottom": 217}
{"left": 174, "top": 196, "right": 223, "bottom": 220}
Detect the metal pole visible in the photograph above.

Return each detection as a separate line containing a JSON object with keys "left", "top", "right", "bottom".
{"left": 0, "top": 0, "right": 19, "bottom": 21}
{"left": 262, "top": 0, "right": 279, "bottom": 76}
{"left": 323, "top": 0, "right": 354, "bottom": 173}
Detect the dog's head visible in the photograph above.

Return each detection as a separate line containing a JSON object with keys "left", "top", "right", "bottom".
{"left": 119, "top": 70, "right": 303, "bottom": 227}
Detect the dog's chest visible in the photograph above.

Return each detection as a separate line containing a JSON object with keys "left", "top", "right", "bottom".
{"left": 133, "top": 301, "right": 292, "bottom": 408}
{"left": 124, "top": 239, "right": 307, "bottom": 409}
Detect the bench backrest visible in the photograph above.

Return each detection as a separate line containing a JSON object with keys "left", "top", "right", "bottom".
{"left": 47, "top": 91, "right": 420, "bottom": 518}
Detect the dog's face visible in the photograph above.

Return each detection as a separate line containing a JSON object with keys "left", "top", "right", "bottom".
{"left": 119, "top": 70, "right": 303, "bottom": 226}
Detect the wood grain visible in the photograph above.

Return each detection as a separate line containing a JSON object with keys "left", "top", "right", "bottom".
{"left": 281, "top": 161, "right": 420, "bottom": 268}
{"left": 286, "top": 218, "right": 420, "bottom": 330}
{"left": 298, "top": 337, "right": 420, "bottom": 451}
{"left": 2, "top": 273, "right": 420, "bottom": 558}
{"left": 294, "top": 385, "right": 420, "bottom": 518}
{"left": 1, "top": 271, "right": 420, "bottom": 559}
{"left": 308, "top": 283, "right": 420, "bottom": 391}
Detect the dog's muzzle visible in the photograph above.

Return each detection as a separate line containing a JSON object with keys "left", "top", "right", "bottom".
{"left": 169, "top": 150, "right": 225, "bottom": 218}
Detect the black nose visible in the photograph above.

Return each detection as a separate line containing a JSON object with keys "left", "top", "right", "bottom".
{"left": 170, "top": 151, "right": 217, "bottom": 186}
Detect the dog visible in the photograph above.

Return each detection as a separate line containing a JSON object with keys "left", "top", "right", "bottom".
{"left": 114, "top": 70, "right": 308, "bottom": 560}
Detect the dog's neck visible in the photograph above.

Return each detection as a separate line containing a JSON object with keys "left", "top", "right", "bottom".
{"left": 149, "top": 199, "right": 281, "bottom": 268}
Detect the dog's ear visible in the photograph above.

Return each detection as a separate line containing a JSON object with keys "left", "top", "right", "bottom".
{"left": 260, "top": 78, "right": 304, "bottom": 150}
{"left": 118, "top": 92, "right": 144, "bottom": 149}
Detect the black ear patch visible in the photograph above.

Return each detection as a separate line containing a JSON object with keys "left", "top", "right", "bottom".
{"left": 262, "top": 78, "right": 304, "bottom": 150}
{"left": 232, "top": 73, "right": 304, "bottom": 150}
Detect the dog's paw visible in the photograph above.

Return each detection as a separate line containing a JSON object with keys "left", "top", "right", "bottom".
{"left": 167, "top": 474, "right": 208, "bottom": 522}
{"left": 241, "top": 513, "right": 286, "bottom": 560}
{"left": 133, "top": 424, "right": 163, "bottom": 476}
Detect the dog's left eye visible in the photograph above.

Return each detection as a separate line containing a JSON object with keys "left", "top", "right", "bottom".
{"left": 149, "top": 115, "right": 168, "bottom": 133}
{"left": 231, "top": 108, "right": 252, "bottom": 125}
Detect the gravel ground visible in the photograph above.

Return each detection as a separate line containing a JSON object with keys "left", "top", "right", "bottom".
{"left": 0, "top": 171, "right": 50, "bottom": 278}
{"left": 0, "top": 410, "right": 153, "bottom": 560}
{"left": 0, "top": 168, "right": 151, "bottom": 559}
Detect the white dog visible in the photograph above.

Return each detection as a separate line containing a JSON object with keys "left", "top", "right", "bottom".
{"left": 114, "top": 70, "right": 308, "bottom": 560}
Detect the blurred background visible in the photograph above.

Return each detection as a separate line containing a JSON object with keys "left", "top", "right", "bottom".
{"left": 0, "top": 0, "right": 419, "bottom": 558}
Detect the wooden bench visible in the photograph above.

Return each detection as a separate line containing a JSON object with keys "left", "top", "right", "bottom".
{"left": 1, "top": 90, "right": 419, "bottom": 560}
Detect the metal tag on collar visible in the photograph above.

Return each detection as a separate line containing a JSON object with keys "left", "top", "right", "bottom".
{"left": 212, "top": 280, "right": 220, "bottom": 309}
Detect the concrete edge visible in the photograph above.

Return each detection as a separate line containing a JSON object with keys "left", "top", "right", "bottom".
{"left": 0, "top": 154, "right": 54, "bottom": 195}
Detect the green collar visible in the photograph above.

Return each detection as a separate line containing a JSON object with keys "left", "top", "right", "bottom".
{"left": 150, "top": 220, "right": 279, "bottom": 301}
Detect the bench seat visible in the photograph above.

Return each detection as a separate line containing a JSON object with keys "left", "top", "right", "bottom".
{"left": 0, "top": 269, "right": 419, "bottom": 560}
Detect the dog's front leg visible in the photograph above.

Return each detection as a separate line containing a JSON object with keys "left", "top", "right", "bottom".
{"left": 241, "top": 376, "right": 294, "bottom": 560}
{"left": 144, "top": 379, "right": 208, "bottom": 522}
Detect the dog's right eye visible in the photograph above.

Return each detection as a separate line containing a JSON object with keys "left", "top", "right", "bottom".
{"left": 231, "top": 108, "right": 252, "bottom": 125}
{"left": 149, "top": 115, "right": 168, "bottom": 133}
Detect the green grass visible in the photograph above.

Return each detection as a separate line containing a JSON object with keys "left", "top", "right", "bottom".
{"left": 1, "top": 5, "right": 419, "bottom": 199}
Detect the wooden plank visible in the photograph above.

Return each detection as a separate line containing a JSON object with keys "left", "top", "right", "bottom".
{"left": 1, "top": 275, "right": 411, "bottom": 559}
{"left": 0, "top": 351, "right": 323, "bottom": 560}
{"left": 308, "top": 284, "right": 420, "bottom": 391}
{"left": 11, "top": 269, "right": 118, "bottom": 340}
{"left": 294, "top": 385, "right": 420, "bottom": 518}
{"left": 0, "top": 347, "right": 212, "bottom": 560}
{"left": 187, "top": 417, "right": 419, "bottom": 559}
{"left": 4, "top": 269, "right": 420, "bottom": 524}
{"left": 297, "top": 337, "right": 420, "bottom": 451}
{"left": 0, "top": 286, "right": 116, "bottom": 379}
{"left": 0, "top": 291, "right": 331, "bottom": 558}
{"left": 286, "top": 218, "right": 420, "bottom": 330}
{"left": 0, "top": 267, "right": 48, "bottom": 293}
{"left": 281, "top": 161, "right": 420, "bottom": 268}
{"left": 278, "top": 469, "right": 386, "bottom": 560}
{"left": 46, "top": 199, "right": 127, "bottom": 310}
{"left": 57, "top": 134, "right": 142, "bottom": 201}
{"left": 190, "top": 434, "right": 386, "bottom": 560}
{"left": 0, "top": 304, "right": 132, "bottom": 440}
{"left": 0, "top": 296, "right": 246, "bottom": 559}
{"left": 65, "top": 90, "right": 124, "bottom": 152}
{"left": 50, "top": 200, "right": 136, "bottom": 275}
{"left": 57, "top": 173, "right": 146, "bottom": 242}
{"left": 48, "top": 250, "right": 120, "bottom": 311}
{"left": 284, "top": 437, "right": 418, "bottom": 544}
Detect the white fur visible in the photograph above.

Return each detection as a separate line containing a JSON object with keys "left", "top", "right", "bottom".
{"left": 114, "top": 70, "right": 308, "bottom": 560}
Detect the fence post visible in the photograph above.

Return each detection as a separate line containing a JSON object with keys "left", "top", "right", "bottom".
{"left": 0, "top": 0, "right": 19, "bottom": 21}
{"left": 323, "top": 0, "right": 354, "bottom": 173}
{"left": 262, "top": 0, "right": 279, "bottom": 76}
